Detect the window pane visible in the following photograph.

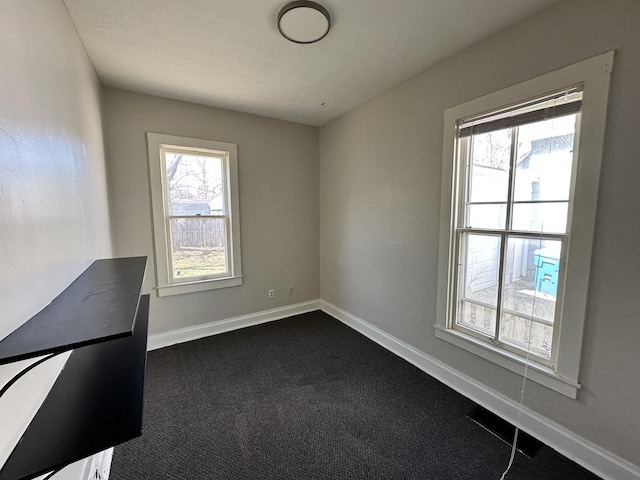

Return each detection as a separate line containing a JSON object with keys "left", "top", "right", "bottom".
{"left": 513, "top": 115, "right": 577, "bottom": 202}
{"left": 499, "top": 237, "right": 561, "bottom": 358}
{"left": 458, "top": 301, "right": 496, "bottom": 338}
{"left": 500, "top": 314, "right": 553, "bottom": 359}
{"left": 169, "top": 217, "right": 228, "bottom": 279}
{"left": 469, "top": 128, "right": 511, "bottom": 203}
{"left": 511, "top": 202, "right": 568, "bottom": 233}
{"left": 467, "top": 203, "right": 507, "bottom": 229}
{"left": 165, "top": 152, "right": 225, "bottom": 215}
{"left": 461, "top": 233, "right": 501, "bottom": 306}
{"left": 457, "top": 233, "right": 501, "bottom": 337}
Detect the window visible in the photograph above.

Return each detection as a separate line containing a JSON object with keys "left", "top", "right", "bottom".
{"left": 436, "top": 52, "right": 613, "bottom": 397}
{"left": 147, "top": 133, "right": 242, "bottom": 296}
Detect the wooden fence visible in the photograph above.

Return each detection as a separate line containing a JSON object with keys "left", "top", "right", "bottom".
{"left": 171, "top": 218, "right": 226, "bottom": 250}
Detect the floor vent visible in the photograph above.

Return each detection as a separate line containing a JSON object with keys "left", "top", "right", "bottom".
{"left": 467, "top": 406, "right": 543, "bottom": 458}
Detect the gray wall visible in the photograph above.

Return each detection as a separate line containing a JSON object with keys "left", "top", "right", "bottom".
{"left": 319, "top": 0, "right": 640, "bottom": 465}
{"left": 0, "top": 1, "right": 112, "bottom": 343}
{"left": 102, "top": 88, "right": 320, "bottom": 335}
{"left": 0, "top": 0, "right": 112, "bottom": 468}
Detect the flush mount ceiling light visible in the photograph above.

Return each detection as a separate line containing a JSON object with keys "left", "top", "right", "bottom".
{"left": 278, "top": 1, "right": 331, "bottom": 44}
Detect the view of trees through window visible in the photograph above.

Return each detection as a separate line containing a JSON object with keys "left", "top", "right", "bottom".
{"left": 163, "top": 150, "right": 228, "bottom": 280}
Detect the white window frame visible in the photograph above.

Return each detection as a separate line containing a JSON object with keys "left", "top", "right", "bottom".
{"left": 436, "top": 52, "right": 614, "bottom": 398}
{"left": 147, "top": 133, "right": 243, "bottom": 297}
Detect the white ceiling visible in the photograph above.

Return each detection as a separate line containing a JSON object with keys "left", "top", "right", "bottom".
{"left": 63, "top": 0, "right": 557, "bottom": 126}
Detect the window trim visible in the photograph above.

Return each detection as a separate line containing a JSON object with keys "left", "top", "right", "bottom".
{"left": 146, "top": 133, "right": 243, "bottom": 297}
{"left": 436, "top": 52, "right": 614, "bottom": 398}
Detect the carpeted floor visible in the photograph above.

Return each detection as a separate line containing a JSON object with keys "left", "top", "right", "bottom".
{"left": 110, "top": 311, "right": 600, "bottom": 479}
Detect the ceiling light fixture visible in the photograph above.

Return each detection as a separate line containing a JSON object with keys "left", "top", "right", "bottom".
{"left": 278, "top": 1, "right": 331, "bottom": 44}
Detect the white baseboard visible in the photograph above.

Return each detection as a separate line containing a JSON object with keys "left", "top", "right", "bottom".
{"left": 320, "top": 300, "right": 640, "bottom": 480}
{"left": 147, "top": 299, "right": 321, "bottom": 351}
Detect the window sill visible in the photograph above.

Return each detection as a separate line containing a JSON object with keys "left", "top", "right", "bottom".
{"left": 434, "top": 325, "right": 581, "bottom": 398}
{"left": 156, "top": 276, "right": 243, "bottom": 297}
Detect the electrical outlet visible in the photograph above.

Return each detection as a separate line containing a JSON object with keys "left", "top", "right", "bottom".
{"left": 289, "top": 286, "right": 295, "bottom": 296}
{"left": 268, "top": 289, "right": 275, "bottom": 299}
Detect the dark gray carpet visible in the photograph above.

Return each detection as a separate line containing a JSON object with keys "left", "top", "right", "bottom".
{"left": 110, "top": 311, "right": 600, "bottom": 479}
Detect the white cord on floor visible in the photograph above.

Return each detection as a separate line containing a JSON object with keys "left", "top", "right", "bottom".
{"left": 499, "top": 358, "right": 530, "bottom": 480}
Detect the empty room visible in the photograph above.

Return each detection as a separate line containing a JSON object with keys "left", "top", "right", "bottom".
{"left": 1, "top": 0, "right": 639, "bottom": 479}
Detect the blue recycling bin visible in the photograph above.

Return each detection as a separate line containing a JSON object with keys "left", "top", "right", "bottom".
{"left": 534, "top": 248, "right": 560, "bottom": 297}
